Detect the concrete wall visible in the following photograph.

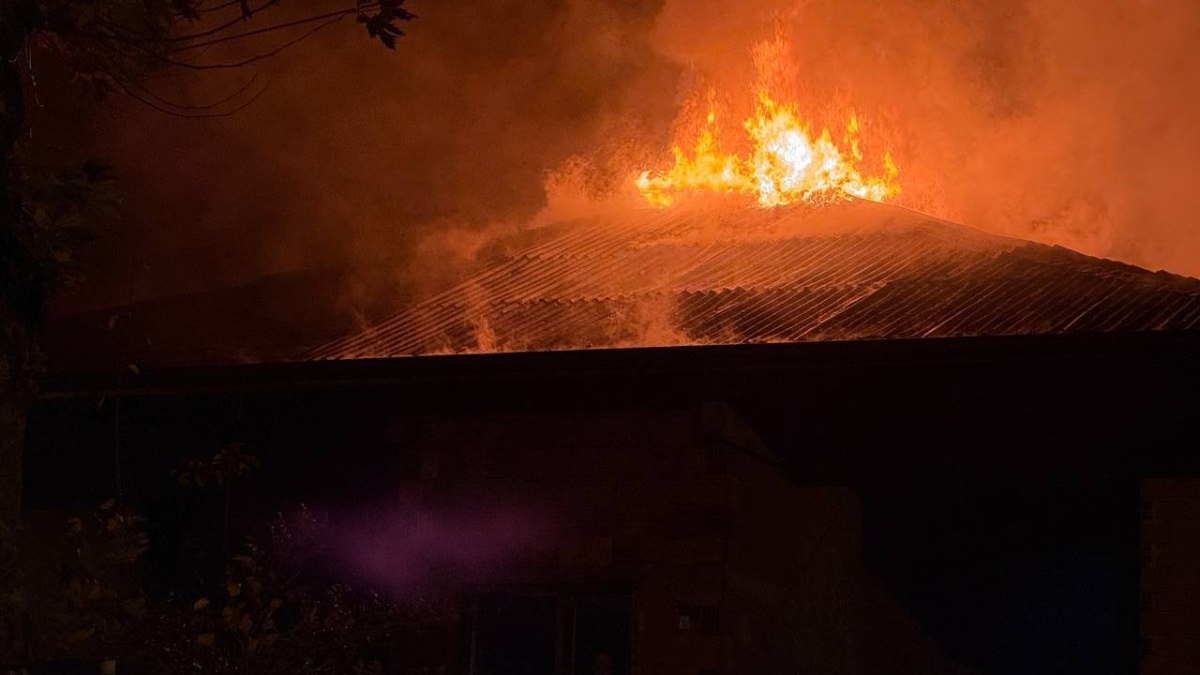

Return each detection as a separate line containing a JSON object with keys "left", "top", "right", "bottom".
{"left": 1141, "top": 479, "right": 1200, "bottom": 675}
{"left": 406, "top": 404, "right": 970, "bottom": 675}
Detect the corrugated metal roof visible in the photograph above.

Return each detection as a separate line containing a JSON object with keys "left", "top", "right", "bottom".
{"left": 311, "top": 199, "right": 1200, "bottom": 360}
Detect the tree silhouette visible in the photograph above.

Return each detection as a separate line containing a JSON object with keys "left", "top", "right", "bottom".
{"left": 0, "top": 0, "right": 416, "bottom": 526}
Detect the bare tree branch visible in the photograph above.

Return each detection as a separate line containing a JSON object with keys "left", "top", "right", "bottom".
{"left": 130, "top": 73, "right": 264, "bottom": 111}
{"left": 128, "top": 77, "right": 269, "bottom": 115}
{"left": 77, "top": 15, "right": 348, "bottom": 72}
{"left": 164, "top": 0, "right": 282, "bottom": 43}
{"left": 13, "top": 0, "right": 411, "bottom": 123}
{"left": 109, "top": 74, "right": 269, "bottom": 118}
{"left": 65, "top": 40, "right": 268, "bottom": 117}
{"left": 169, "top": 3, "right": 381, "bottom": 52}
{"left": 175, "top": 16, "right": 346, "bottom": 69}
{"left": 193, "top": 0, "right": 264, "bottom": 15}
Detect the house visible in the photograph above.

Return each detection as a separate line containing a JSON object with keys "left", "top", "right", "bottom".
{"left": 25, "top": 199, "right": 1200, "bottom": 674}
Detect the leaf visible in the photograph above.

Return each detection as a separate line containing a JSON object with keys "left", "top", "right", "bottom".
{"left": 123, "top": 597, "right": 147, "bottom": 618}
{"left": 249, "top": 633, "right": 279, "bottom": 652}
{"left": 358, "top": 1, "right": 415, "bottom": 51}
{"left": 227, "top": 580, "right": 242, "bottom": 597}
{"left": 193, "top": 597, "right": 210, "bottom": 611}
{"left": 67, "top": 626, "right": 96, "bottom": 644}
{"left": 196, "top": 633, "right": 216, "bottom": 647}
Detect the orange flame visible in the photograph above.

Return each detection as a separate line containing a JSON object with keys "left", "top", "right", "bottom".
{"left": 636, "top": 91, "right": 900, "bottom": 208}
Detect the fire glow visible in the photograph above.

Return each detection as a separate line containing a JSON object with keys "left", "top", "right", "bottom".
{"left": 636, "top": 93, "right": 900, "bottom": 208}
{"left": 635, "top": 37, "right": 901, "bottom": 209}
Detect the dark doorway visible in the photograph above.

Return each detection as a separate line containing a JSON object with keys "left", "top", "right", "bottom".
{"left": 572, "top": 596, "right": 630, "bottom": 675}
{"left": 469, "top": 591, "right": 630, "bottom": 675}
{"left": 472, "top": 594, "right": 558, "bottom": 675}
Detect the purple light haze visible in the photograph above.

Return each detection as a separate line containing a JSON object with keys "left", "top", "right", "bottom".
{"left": 326, "top": 499, "right": 554, "bottom": 595}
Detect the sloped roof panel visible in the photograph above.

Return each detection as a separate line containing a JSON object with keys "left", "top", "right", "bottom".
{"left": 311, "top": 199, "right": 1200, "bottom": 359}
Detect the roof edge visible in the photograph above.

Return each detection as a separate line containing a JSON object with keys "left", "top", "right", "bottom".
{"left": 36, "top": 330, "right": 1200, "bottom": 400}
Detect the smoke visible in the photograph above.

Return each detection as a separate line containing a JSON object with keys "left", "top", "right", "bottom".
{"left": 43, "top": 0, "right": 1200, "bottom": 316}
{"left": 51, "top": 0, "right": 680, "bottom": 310}
{"left": 643, "top": 0, "right": 1200, "bottom": 275}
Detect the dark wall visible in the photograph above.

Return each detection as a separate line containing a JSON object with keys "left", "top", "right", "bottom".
{"left": 24, "top": 333, "right": 1200, "bottom": 674}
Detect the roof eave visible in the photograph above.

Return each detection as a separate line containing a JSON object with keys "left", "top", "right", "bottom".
{"left": 35, "top": 330, "right": 1200, "bottom": 400}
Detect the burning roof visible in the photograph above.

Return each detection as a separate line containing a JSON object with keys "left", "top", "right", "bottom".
{"left": 312, "top": 198, "right": 1200, "bottom": 361}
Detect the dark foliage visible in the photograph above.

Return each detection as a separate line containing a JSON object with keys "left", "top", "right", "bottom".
{"left": 0, "top": 498, "right": 149, "bottom": 664}
{"left": 127, "top": 506, "right": 450, "bottom": 675}
{"left": 0, "top": 0, "right": 416, "bottom": 529}
{"left": 358, "top": 0, "right": 416, "bottom": 50}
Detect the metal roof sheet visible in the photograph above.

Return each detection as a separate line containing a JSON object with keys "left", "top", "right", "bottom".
{"left": 311, "top": 199, "right": 1200, "bottom": 360}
